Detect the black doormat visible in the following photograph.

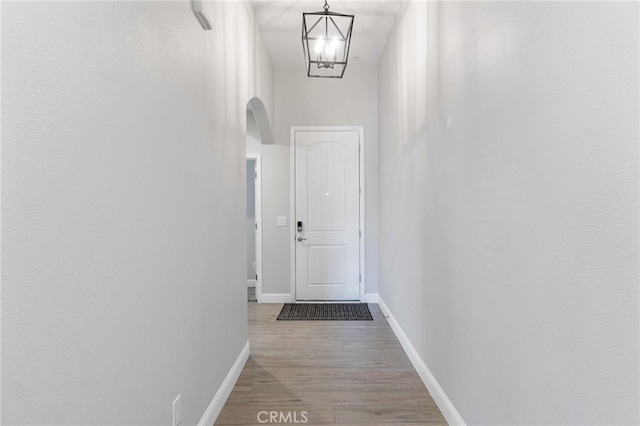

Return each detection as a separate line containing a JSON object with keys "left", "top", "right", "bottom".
{"left": 277, "top": 303, "right": 373, "bottom": 321}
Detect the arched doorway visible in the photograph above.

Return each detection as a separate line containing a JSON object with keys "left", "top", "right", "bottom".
{"left": 246, "top": 97, "right": 272, "bottom": 303}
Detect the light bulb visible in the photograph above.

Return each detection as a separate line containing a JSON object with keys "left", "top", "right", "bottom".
{"left": 315, "top": 36, "right": 324, "bottom": 58}
{"left": 328, "top": 37, "right": 339, "bottom": 61}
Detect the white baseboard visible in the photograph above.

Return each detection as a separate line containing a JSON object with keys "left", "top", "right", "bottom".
{"left": 198, "top": 341, "right": 250, "bottom": 426}
{"left": 377, "top": 296, "right": 466, "bottom": 426}
{"left": 260, "top": 293, "right": 292, "bottom": 303}
{"left": 364, "top": 293, "right": 379, "bottom": 303}
{"left": 247, "top": 279, "right": 256, "bottom": 288}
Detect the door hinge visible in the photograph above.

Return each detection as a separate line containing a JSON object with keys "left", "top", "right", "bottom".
{"left": 359, "top": 230, "right": 362, "bottom": 238}
{"left": 256, "top": 274, "right": 258, "bottom": 280}
{"left": 255, "top": 223, "right": 258, "bottom": 230}
{"left": 255, "top": 172, "right": 257, "bottom": 179}
{"left": 359, "top": 273, "right": 362, "bottom": 282}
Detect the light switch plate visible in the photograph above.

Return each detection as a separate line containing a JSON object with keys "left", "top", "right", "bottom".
{"left": 277, "top": 216, "right": 287, "bottom": 227}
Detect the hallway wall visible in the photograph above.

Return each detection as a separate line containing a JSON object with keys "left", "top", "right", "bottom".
{"left": 248, "top": 66, "right": 379, "bottom": 297}
{"left": 377, "top": 2, "right": 639, "bottom": 424}
{"left": 1, "top": 1, "right": 273, "bottom": 424}
{"left": 247, "top": 160, "right": 256, "bottom": 280}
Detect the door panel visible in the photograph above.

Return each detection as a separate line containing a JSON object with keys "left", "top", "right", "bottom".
{"left": 308, "top": 246, "right": 347, "bottom": 284}
{"left": 307, "top": 142, "right": 347, "bottom": 231}
{"left": 295, "top": 130, "right": 360, "bottom": 301}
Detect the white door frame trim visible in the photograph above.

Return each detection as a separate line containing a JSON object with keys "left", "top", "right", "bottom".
{"left": 289, "top": 126, "right": 366, "bottom": 303}
{"left": 247, "top": 154, "right": 263, "bottom": 303}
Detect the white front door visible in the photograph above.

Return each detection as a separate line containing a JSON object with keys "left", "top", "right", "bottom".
{"left": 294, "top": 129, "right": 360, "bottom": 301}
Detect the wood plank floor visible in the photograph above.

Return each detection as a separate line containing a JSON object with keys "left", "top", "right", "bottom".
{"left": 216, "top": 302, "right": 446, "bottom": 425}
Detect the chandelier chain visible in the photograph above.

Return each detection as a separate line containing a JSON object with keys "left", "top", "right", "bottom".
{"left": 323, "top": 0, "right": 330, "bottom": 11}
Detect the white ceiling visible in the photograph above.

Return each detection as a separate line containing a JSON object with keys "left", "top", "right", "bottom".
{"left": 250, "top": 0, "right": 402, "bottom": 68}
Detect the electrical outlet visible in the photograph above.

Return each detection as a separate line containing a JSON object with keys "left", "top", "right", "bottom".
{"left": 277, "top": 216, "right": 287, "bottom": 227}
{"left": 173, "top": 394, "right": 182, "bottom": 426}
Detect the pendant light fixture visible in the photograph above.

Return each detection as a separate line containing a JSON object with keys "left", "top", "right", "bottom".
{"left": 301, "top": 0, "right": 354, "bottom": 78}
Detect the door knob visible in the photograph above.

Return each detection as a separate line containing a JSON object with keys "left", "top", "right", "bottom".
{"left": 297, "top": 236, "right": 307, "bottom": 241}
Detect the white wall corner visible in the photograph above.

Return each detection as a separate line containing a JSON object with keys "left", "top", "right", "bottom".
{"left": 364, "top": 293, "right": 379, "bottom": 303}
{"left": 377, "top": 297, "right": 466, "bottom": 426}
{"left": 261, "top": 293, "right": 293, "bottom": 304}
{"left": 198, "top": 341, "right": 250, "bottom": 426}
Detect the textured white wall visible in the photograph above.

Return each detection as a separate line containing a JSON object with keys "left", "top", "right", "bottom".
{"left": 378, "top": 1, "right": 639, "bottom": 424}
{"left": 248, "top": 66, "right": 379, "bottom": 296}
{"left": 1, "top": 1, "right": 273, "bottom": 424}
